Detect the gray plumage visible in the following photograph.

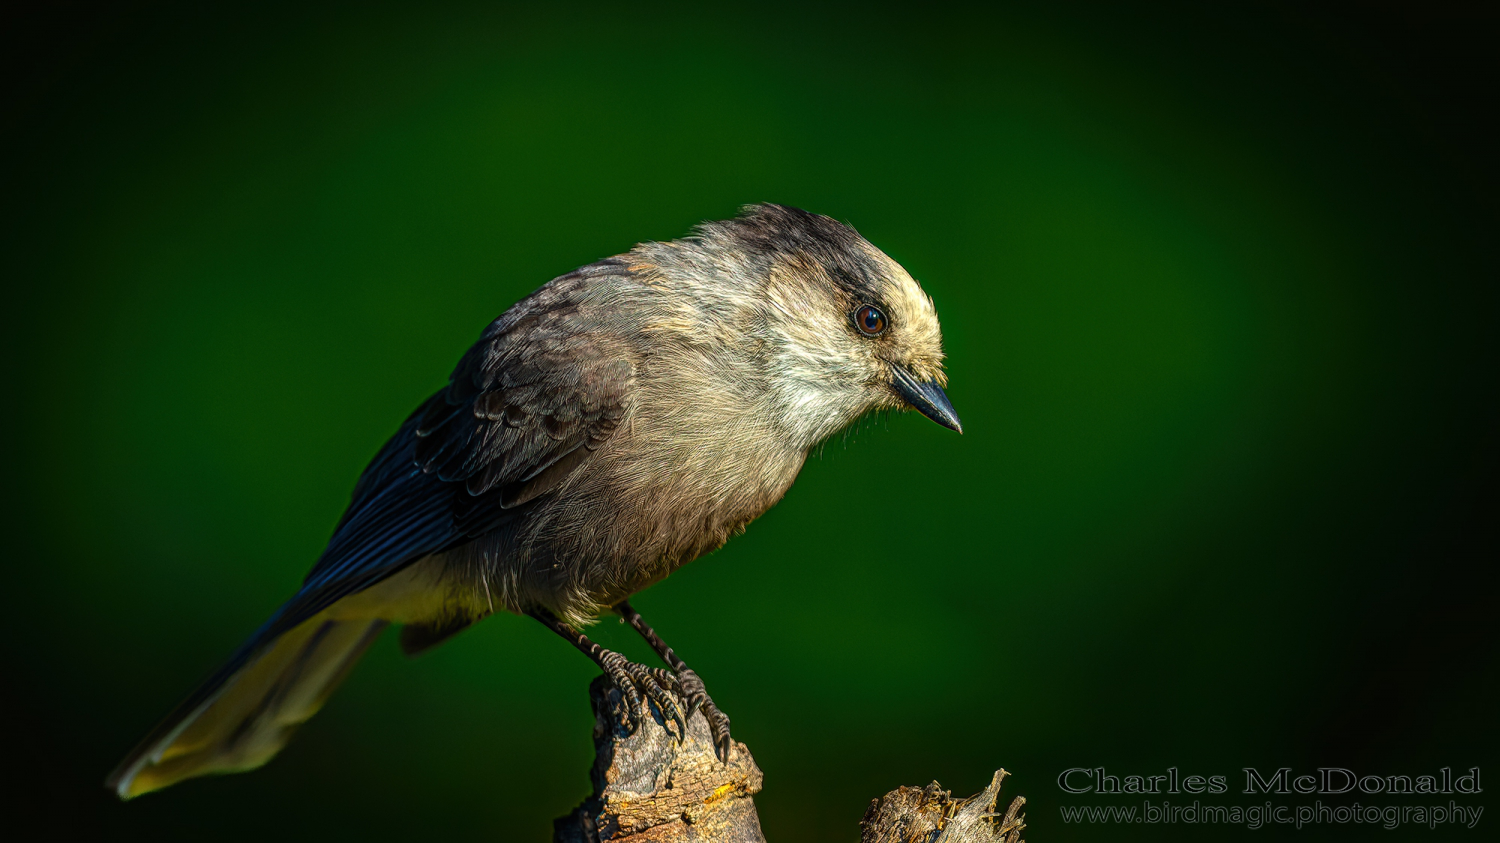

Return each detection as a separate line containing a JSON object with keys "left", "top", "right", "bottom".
{"left": 108, "top": 203, "right": 958, "bottom": 798}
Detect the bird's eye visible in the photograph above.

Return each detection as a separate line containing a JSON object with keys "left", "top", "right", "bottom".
{"left": 854, "top": 304, "right": 887, "bottom": 336}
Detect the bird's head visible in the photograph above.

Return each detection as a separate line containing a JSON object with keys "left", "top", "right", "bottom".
{"left": 672, "top": 204, "right": 960, "bottom": 450}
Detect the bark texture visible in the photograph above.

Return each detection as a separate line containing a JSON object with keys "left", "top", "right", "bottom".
{"left": 555, "top": 677, "right": 1026, "bottom": 842}
{"left": 554, "top": 676, "right": 765, "bottom": 842}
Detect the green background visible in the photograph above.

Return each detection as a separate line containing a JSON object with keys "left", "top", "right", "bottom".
{"left": 3, "top": 3, "right": 1493, "bottom": 840}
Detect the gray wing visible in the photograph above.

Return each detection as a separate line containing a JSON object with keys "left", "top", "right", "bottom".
{"left": 105, "top": 260, "right": 639, "bottom": 796}
{"left": 295, "top": 259, "right": 636, "bottom": 621}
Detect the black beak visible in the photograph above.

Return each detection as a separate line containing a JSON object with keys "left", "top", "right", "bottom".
{"left": 890, "top": 364, "right": 962, "bottom": 433}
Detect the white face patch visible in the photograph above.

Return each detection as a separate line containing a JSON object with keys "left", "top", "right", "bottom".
{"left": 766, "top": 357, "right": 870, "bottom": 449}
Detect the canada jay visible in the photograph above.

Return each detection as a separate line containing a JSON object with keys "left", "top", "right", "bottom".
{"left": 108, "top": 203, "right": 960, "bottom": 798}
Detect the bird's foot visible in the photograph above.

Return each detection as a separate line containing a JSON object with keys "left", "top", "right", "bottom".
{"left": 598, "top": 651, "right": 685, "bottom": 737}
{"left": 673, "top": 667, "right": 732, "bottom": 763}
{"left": 606, "top": 600, "right": 732, "bottom": 762}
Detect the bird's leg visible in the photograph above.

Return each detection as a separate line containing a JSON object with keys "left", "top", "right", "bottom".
{"left": 613, "top": 599, "right": 732, "bottom": 762}
{"left": 526, "top": 608, "right": 684, "bottom": 736}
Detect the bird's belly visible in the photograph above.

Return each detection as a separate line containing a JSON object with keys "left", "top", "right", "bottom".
{"left": 556, "top": 443, "right": 806, "bottom": 612}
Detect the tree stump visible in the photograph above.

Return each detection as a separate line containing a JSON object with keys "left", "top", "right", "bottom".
{"left": 555, "top": 677, "right": 1026, "bottom": 842}
{"left": 554, "top": 676, "right": 766, "bottom": 842}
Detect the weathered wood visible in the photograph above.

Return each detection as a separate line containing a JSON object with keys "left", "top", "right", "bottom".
{"left": 860, "top": 771, "right": 1026, "bottom": 843}
{"left": 555, "top": 676, "right": 765, "bottom": 842}
{"left": 555, "top": 677, "right": 1025, "bottom": 842}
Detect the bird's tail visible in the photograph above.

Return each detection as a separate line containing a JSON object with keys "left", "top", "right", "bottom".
{"left": 106, "top": 610, "right": 388, "bottom": 799}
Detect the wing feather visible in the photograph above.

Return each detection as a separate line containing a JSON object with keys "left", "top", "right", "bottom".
{"left": 279, "top": 264, "right": 636, "bottom": 632}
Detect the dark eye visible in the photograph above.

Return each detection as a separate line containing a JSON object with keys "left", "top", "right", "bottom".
{"left": 854, "top": 304, "right": 887, "bottom": 336}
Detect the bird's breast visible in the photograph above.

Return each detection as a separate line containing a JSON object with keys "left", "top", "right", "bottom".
{"left": 491, "top": 337, "right": 810, "bottom": 617}
{"left": 542, "top": 394, "right": 806, "bottom": 603}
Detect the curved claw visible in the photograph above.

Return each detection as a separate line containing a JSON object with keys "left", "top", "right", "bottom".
{"left": 671, "top": 667, "right": 732, "bottom": 763}
{"left": 599, "top": 651, "right": 732, "bottom": 761}
{"left": 702, "top": 701, "right": 733, "bottom": 763}
{"left": 637, "top": 666, "right": 686, "bottom": 738}
{"left": 675, "top": 668, "right": 708, "bottom": 722}
{"left": 599, "top": 651, "right": 646, "bottom": 729}
{"left": 599, "top": 654, "right": 690, "bottom": 738}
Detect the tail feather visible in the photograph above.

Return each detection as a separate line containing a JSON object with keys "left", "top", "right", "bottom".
{"left": 107, "top": 613, "right": 388, "bottom": 799}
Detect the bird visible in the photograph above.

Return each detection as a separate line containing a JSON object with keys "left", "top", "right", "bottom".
{"left": 107, "top": 203, "right": 961, "bottom": 799}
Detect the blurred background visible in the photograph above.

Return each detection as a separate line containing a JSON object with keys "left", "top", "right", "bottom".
{"left": 3, "top": 2, "right": 1494, "bottom": 840}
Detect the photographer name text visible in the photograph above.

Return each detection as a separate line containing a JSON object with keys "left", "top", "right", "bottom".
{"left": 1059, "top": 766, "right": 1481, "bottom": 796}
